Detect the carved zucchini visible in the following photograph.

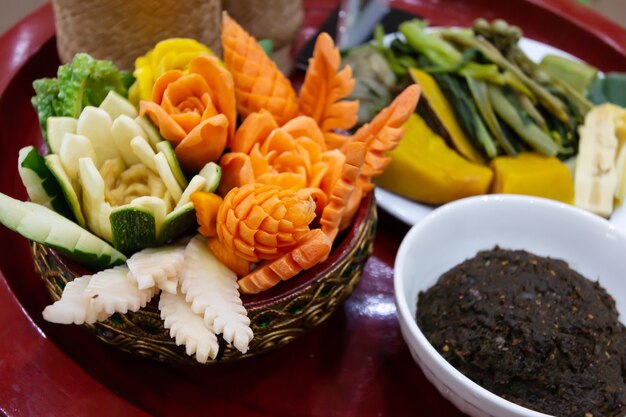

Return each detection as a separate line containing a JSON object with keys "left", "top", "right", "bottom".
{"left": 35, "top": 91, "right": 220, "bottom": 254}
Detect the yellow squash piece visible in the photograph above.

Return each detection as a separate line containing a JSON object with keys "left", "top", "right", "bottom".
{"left": 492, "top": 152, "right": 574, "bottom": 204}
{"left": 409, "top": 68, "right": 485, "bottom": 165}
{"left": 376, "top": 114, "right": 492, "bottom": 204}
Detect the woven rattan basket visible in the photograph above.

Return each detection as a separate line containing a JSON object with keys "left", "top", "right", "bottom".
{"left": 52, "top": 0, "right": 303, "bottom": 72}
{"left": 32, "top": 194, "right": 377, "bottom": 364}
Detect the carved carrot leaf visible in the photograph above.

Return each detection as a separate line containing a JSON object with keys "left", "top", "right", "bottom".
{"left": 222, "top": 13, "right": 298, "bottom": 125}
{"left": 299, "top": 33, "right": 358, "bottom": 149}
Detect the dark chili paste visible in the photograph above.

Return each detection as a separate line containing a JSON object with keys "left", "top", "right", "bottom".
{"left": 416, "top": 247, "right": 626, "bottom": 417}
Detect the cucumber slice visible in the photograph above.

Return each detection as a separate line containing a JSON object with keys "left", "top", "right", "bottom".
{"left": 130, "top": 196, "right": 167, "bottom": 236}
{"left": 198, "top": 162, "right": 221, "bottom": 193}
{"left": 135, "top": 116, "right": 162, "bottom": 150}
{"left": 156, "top": 141, "right": 188, "bottom": 188}
{"left": 130, "top": 136, "right": 158, "bottom": 174}
{"left": 99, "top": 90, "right": 138, "bottom": 120}
{"left": 0, "top": 192, "right": 126, "bottom": 270}
{"left": 154, "top": 152, "right": 183, "bottom": 202}
{"left": 47, "top": 117, "right": 77, "bottom": 155}
{"left": 176, "top": 175, "right": 207, "bottom": 209}
{"left": 78, "top": 158, "right": 113, "bottom": 242}
{"left": 110, "top": 205, "right": 157, "bottom": 255}
{"left": 59, "top": 133, "right": 97, "bottom": 179}
{"left": 45, "top": 154, "right": 86, "bottom": 228}
{"left": 111, "top": 115, "right": 144, "bottom": 166}
{"left": 18, "top": 146, "right": 73, "bottom": 220}
{"left": 76, "top": 107, "right": 119, "bottom": 165}
{"left": 158, "top": 202, "right": 196, "bottom": 245}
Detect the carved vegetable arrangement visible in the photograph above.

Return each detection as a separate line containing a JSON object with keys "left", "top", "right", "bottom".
{"left": 0, "top": 15, "right": 420, "bottom": 363}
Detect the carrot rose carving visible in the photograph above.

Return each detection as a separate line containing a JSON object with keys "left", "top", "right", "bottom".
{"left": 140, "top": 55, "right": 236, "bottom": 173}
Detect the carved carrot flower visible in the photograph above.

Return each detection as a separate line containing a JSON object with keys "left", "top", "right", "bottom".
{"left": 221, "top": 14, "right": 299, "bottom": 125}
{"left": 140, "top": 54, "right": 236, "bottom": 172}
{"left": 219, "top": 112, "right": 345, "bottom": 211}
{"left": 216, "top": 183, "right": 316, "bottom": 263}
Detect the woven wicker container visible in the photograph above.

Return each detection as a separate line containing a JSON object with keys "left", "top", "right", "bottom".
{"left": 32, "top": 194, "right": 377, "bottom": 364}
{"left": 52, "top": 0, "right": 222, "bottom": 70}
{"left": 52, "top": 0, "right": 304, "bottom": 72}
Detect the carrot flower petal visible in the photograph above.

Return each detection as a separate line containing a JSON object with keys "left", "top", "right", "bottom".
{"left": 140, "top": 100, "right": 187, "bottom": 143}
{"left": 175, "top": 114, "right": 229, "bottom": 173}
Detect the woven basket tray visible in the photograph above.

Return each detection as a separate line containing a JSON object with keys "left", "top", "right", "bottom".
{"left": 32, "top": 194, "right": 377, "bottom": 364}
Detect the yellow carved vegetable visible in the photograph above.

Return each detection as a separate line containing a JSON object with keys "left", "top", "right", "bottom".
{"left": 492, "top": 152, "right": 573, "bottom": 204}
{"left": 376, "top": 114, "right": 492, "bottom": 204}
{"left": 130, "top": 38, "right": 213, "bottom": 103}
{"left": 409, "top": 68, "right": 485, "bottom": 164}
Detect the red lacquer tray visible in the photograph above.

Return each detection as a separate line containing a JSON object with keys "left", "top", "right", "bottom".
{"left": 1, "top": 1, "right": 625, "bottom": 416}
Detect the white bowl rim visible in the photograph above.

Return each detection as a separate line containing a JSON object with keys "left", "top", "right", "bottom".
{"left": 393, "top": 194, "right": 624, "bottom": 416}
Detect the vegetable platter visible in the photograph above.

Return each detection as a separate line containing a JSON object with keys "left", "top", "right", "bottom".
{"left": 1, "top": 1, "right": 626, "bottom": 416}
{"left": 346, "top": 16, "right": 626, "bottom": 228}
{"left": 2, "top": 12, "right": 421, "bottom": 363}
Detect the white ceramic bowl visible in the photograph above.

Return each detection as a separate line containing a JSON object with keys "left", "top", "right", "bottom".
{"left": 394, "top": 194, "right": 626, "bottom": 417}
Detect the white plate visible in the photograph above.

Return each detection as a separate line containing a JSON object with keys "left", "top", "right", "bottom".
{"left": 374, "top": 36, "right": 626, "bottom": 234}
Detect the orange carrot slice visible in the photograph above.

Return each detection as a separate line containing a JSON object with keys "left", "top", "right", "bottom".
{"left": 237, "top": 229, "right": 332, "bottom": 294}
{"left": 188, "top": 55, "right": 237, "bottom": 146}
{"left": 140, "top": 100, "right": 187, "bottom": 144}
{"left": 175, "top": 114, "right": 229, "bottom": 173}
{"left": 320, "top": 142, "right": 366, "bottom": 243}
{"left": 218, "top": 153, "right": 255, "bottom": 196}
{"left": 299, "top": 33, "right": 358, "bottom": 149}
{"left": 151, "top": 70, "right": 185, "bottom": 103}
{"left": 319, "top": 149, "right": 346, "bottom": 202}
{"left": 222, "top": 13, "right": 298, "bottom": 124}
{"left": 207, "top": 237, "right": 251, "bottom": 278}
{"left": 281, "top": 116, "right": 326, "bottom": 149}
{"left": 231, "top": 110, "right": 279, "bottom": 154}
{"left": 190, "top": 191, "right": 223, "bottom": 237}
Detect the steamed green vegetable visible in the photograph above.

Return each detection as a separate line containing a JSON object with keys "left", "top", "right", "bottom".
{"left": 343, "top": 42, "right": 399, "bottom": 124}
{"left": 441, "top": 29, "right": 571, "bottom": 123}
{"left": 399, "top": 20, "right": 502, "bottom": 84}
{"left": 540, "top": 54, "right": 598, "bottom": 94}
{"left": 466, "top": 77, "right": 516, "bottom": 155}
{"left": 487, "top": 85, "right": 558, "bottom": 156}
{"left": 32, "top": 53, "right": 133, "bottom": 141}
{"left": 352, "top": 18, "right": 590, "bottom": 162}
{"left": 589, "top": 73, "right": 626, "bottom": 108}
{"left": 434, "top": 73, "right": 498, "bottom": 158}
